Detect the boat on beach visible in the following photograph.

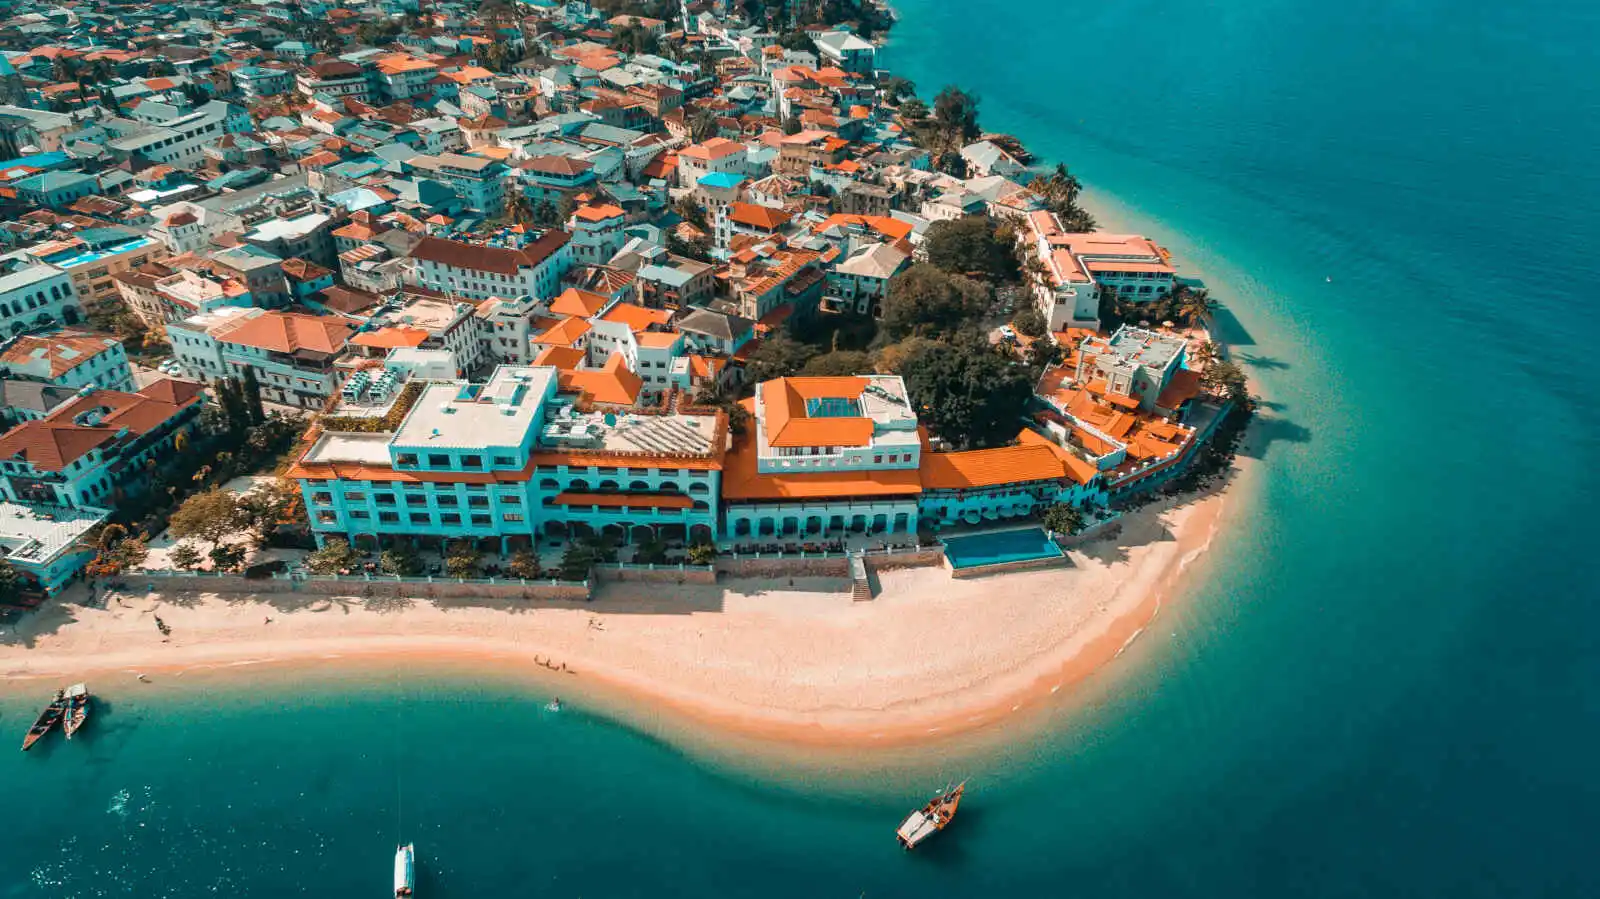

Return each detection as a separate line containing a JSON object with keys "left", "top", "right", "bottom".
{"left": 394, "top": 843, "right": 415, "bottom": 897}
{"left": 896, "top": 782, "right": 966, "bottom": 849}
{"left": 62, "top": 684, "right": 90, "bottom": 739}
{"left": 21, "top": 689, "right": 67, "bottom": 751}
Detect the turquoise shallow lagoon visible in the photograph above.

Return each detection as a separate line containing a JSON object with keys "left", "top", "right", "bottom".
{"left": 4, "top": 0, "right": 1600, "bottom": 893}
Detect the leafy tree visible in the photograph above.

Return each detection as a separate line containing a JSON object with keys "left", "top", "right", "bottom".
{"left": 444, "top": 540, "right": 482, "bottom": 579}
{"left": 782, "top": 115, "right": 802, "bottom": 135}
{"left": 1174, "top": 285, "right": 1216, "bottom": 326}
{"left": 673, "top": 195, "right": 708, "bottom": 229}
{"left": 168, "top": 489, "right": 246, "bottom": 551}
{"left": 169, "top": 543, "right": 203, "bottom": 571}
{"left": 88, "top": 536, "right": 149, "bottom": 577}
{"left": 666, "top": 231, "right": 712, "bottom": 263}
{"left": 1032, "top": 162, "right": 1096, "bottom": 231}
{"left": 634, "top": 538, "right": 669, "bottom": 565}
{"left": 900, "top": 339, "right": 1035, "bottom": 449}
{"left": 0, "top": 562, "right": 23, "bottom": 605}
{"left": 880, "top": 264, "right": 988, "bottom": 340}
{"left": 1012, "top": 306, "right": 1047, "bottom": 338}
{"left": 306, "top": 537, "right": 359, "bottom": 574}
{"left": 924, "top": 216, "right": 1016, "bottom": 282}
{"left": 209, "top": 543, "right": 248, "bottom": 573}
{"left": 559, "top": 541, "right": 603, "bottom": 580}
{"left": 687, "top": 542, "right": 717, "bottom": 565}
{"left": 241, "top": 368, "right": 266, "bottom": 425}
{"left": 213, "top": 378, "right": 248, "bottom": 434}
{"left": 688, "top": 108, "right": 720, "bottom": 143}
{"left": 380, "top": 542, "right": 423, "bottom": 577}
{"left": 873, "top": 336, "right": 941, "bottom": 374}
{"left": 507, "top": 548, "right": 541, "bottom": 579}
{"left": 1201, "top": 359, "right": 1251, "bottom": 405}
{"left": 744, "top": 333, "right": 818, "bottom": 382}
{"left": 932, "top": 85, "right": 980, "bottom": 143}
{"left": 800, "top": 350, "right": 874, "bottom": 377}
{"left": 898, "top": 97, "right": 928, "bottom": 121}
{"left": 776, "top": 30, "right": 814, "bottom": 51}
{"left": 1191, "top": 340, "right": 1222, "bottom": 369}
{"left": 238, "top": 478, "right": 300, "bottom": 545}
{"left": 881, "top": 76, "right": 916, "bottom": 104}
{"left": 1042, "top": 503, "right": 1086, "bottom": 536}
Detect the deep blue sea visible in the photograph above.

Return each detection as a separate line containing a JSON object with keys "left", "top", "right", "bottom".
{"left": 5, "top": 0, "right": 1600, "bottom": 894}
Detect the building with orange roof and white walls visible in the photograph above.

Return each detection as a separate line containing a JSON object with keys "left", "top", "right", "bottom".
{"left": 0, "top": 330, "right": 133, "bottom": 393}
{"left": 722, "top": 374, "right": 924, "bottom": 540}
{"left": 1021, "top": 209, "right": 1177, "bottom": 330}
{"left": 566, "top": 202, "right": 628, "bottom": 265}
{"left": 165, "top": 307, "right": 356, "bottom": 409}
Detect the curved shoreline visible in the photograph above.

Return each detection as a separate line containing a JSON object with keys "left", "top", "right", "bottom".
{"left": 0, "top": 463, "right": 1246, "bottom": 751}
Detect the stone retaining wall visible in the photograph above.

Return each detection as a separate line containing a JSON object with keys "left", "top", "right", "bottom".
{"left": 715, "top": 554, "right": 851, "bottom": 579}
{"left": 594, "top": 564, "right": 718, "bottom": 585}
{"left": 863, "top": 547, "right": 945, "bottom": 572}
{"left": 947, "top": 552, "right": 1072, "bottom": 580}
{"left": 134, "top": 570, "right": 592, "bottom": 602}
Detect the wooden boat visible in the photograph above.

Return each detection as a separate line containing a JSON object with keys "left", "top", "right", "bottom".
{"left": 21, "top": 689, "right": 67, "bottom": 752}
{"left": 896, "top": 781, "right": 965, "bottom": 849}
{"left": 394, "top": 843, "right": 415, "bottom": 897}
{"left": 62, "top": 684, "right": 89, "bottom": 739}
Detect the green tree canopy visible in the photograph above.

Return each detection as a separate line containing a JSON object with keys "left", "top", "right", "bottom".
{"left": 800, "top": 350, "right": 875, "bottom": 378}
{"left": 306, "top": 537, "right": 359, "bottom": 574}
{"left": 900, "top": 339, "right": 1035, "bottom": 449}
{"left": 744, "top": 333, "right": 819, "bottom": 382}
{"left": 924, "top": 216, "right": 1016, "bottom": 282}
{"left": 932, "top": 85, "right": 981, "bottom": 143}
{"left": 1043, "top": 503, "right": 1086, "bottom": 536}
{"left": 1012, "top": 306, "right": 1047, "bottom": 338}
{"left": 879, "top": 264, "right": 989, "bottom": 340}
{"left": 168, "top": 489, "right": 246, "bottom": 549}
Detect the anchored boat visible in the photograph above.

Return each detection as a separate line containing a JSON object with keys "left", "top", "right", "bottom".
{"left": 394, "top": 843, "right": 415, "bottom": 897}
{"left": 21, "top": 689, "right": 67, "bottom": 751}
{"left": 896, "top": 782, "right": 966, "bottom": 849}
{"left": 62, "top": 684, "right": 90, "bottom": 739}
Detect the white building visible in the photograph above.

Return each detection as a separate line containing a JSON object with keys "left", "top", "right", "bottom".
{"left": 407, "top": 233, "right": 573, "bottom": 302}
{"left": 0, "top": 255, "right": 83, "bottom": 334}
{"left": 1023, "top": 210, "right": 1176, "bottom": 330}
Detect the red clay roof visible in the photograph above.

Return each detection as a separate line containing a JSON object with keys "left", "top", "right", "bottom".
{"left": 409, "top": 232, "right": 572, "bottom": 276}
{"left": 214, "top": 312, "right": 354, "bottom": 354}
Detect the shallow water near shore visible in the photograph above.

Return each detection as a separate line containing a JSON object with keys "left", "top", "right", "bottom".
{"left": 4, "top": 0, "right": 1600, "bottom": 893}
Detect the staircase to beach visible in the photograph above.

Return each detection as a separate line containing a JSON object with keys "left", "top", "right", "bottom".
{"left": 849, "top": 552, "right": 871, "bottom": 601}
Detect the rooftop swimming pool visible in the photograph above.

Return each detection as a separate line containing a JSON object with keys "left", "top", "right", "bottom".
{"left": 941, "top": 526, "right": 1065, "bottom": 571}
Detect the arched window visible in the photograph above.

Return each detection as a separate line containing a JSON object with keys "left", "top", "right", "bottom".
{"left": 688, "top": 482, "right": 709, "bottom": 494}
{"left": 598, "top": 480, "right": 619, "bottom": 492}
{"left": 657, "top": 481, "right": 679, "bottom": 493}
{"left": 629, "top": 480, "right": 650, "bottom": 491}
{"left": 566, "top": 478, "right": 589, "bottom": 491}
{"left": 50, "top": 285, "right": 61, "bottom": 300}
{"left": 539, "top": 478, "right": 559, "bottom": 490}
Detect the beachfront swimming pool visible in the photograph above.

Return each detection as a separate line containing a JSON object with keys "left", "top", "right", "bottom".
{"left": 941, "top": 526, "right": 1065, "bottom": 571}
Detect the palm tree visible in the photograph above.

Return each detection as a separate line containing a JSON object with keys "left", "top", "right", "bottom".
{"left": 1175, "top": 285, "right": 1215, "bottom": 327}
{"left": 1190, "top": 340, "right": 1222, "bottom": 369}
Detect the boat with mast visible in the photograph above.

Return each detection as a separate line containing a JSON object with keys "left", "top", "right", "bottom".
{"left": 393, "top": 843, "right": 415, "bottom": 897}
{"left": 62, "top": 684, "right": 90, "bottom": 739}
{"left": 21, "top": 689, "right": 67, "bottom": 751}
{"left": 896, "top": 781, "right": 966, "bottom": 849}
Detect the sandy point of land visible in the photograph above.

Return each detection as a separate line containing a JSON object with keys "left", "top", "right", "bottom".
{"left": 0, "top": 470, "right": 1245, "bottom": 749}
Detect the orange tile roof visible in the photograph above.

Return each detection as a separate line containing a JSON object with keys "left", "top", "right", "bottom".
{"left": 761, "top": 377, "right": 874, "bottom": 448}
{"left": 919, "top": 443, "right": 1069, "bottom": 490}
{"left": 722, "top": 399, "right": 920, "bottom": 501}
{"left": 0, "top": 382, "right": 200, "bottom": 473}
{"left": 599, "top": 302, "right": 672, "bottom": 333}
{"left": 572, "top": 203, "right": 625, "bottom": 223}
{"left": 533, "top": 316, "right": 592, "bottom": 348}
{"left": 215, "top": 312, "right": 353, "bottom": 354}
{"left": 634, "top": 330, "right": 680, "bottom": 349}
{"left": 549, "top": 287, "right": 610, "bottom": 317}
{"left": 728, "top": 202, "right": 791, "bottom": 231}
{"left": 350, "top": 326, "right": 430, "bottom": 349}
{"left": 558, "top": 353, "right": 642, "bottom": 406}
{"left": 533, "top": 345, "right": 585, "bottom": 370}
{"left": 1016, "top": 429, "right": 1100, "bottom": 485}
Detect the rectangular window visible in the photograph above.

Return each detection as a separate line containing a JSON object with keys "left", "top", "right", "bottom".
{"left": 493, "top": 455, "right": 516, "bottom": 466}
{"left": 375, "top": 494, "right": 396, "bottom": 506}
{"left": 406, "top": 495, "right": 427, "bottom": 507}
{"left": 344, "top": 492, "right": 365, "bottom": 501}
{"left": 440, "top": 513, "right": 461, "bottom": 525}
{"left": 471, "top": 514, "right": 492, "bottom": 527}
{"left": 409, "top": 512, "right": 431, "bottom": 524}
{"left": 317, "top": 511, "right": 337, "bottom": 524}
{"left": 503, "top": 513, "right": 524, "bottom": 523}
{"left": 437, "top": 495, "right": 458, "bottom": 507}
{"left": 396, "top": 453, "right": 418, "bottom": 466}
{"left": 379, "top": 512, "right": 399, "bottom": 523}
{"left": 428, "top": 454, "right": 450, "bottom": 467}
{"left": 350, "top": 510, "right": 370, "bottom": 519}
{"left": 468, "top": 496, "right": 488, "bottom": 508}
{"left": 500, "top": 494, "right": 522, "bottom": 505}
{"left": 313, "top": 492, "right": 332, "bottom": 504}
{"left": 461, "top": 455, "right": 483, "bottom": 469}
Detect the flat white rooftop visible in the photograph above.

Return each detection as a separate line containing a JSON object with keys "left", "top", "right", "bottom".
{"left": 0, "top": 502, "right": 108, "bottom": 564}
{"left": 392, "top": 366, "right": 555, "bottom": 451}
{"left": 303, "top": 431, "right": 394, "bottom": 466}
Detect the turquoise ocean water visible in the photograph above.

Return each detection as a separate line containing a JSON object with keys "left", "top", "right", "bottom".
{"left": 5, "top": 0, "right": 1600, "bottom": 894}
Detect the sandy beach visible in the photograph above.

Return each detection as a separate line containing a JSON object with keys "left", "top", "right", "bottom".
{"left": 0, "top": 468, "right": 1245, "bottom": 750}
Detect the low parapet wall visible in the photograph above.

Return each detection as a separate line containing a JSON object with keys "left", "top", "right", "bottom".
{"left": 716, "top": 553, "right": 851, "bottom": 579}
{"left": 594, "top": 563, "right": 718, "bottom": 585}
{"left": 132, "top": 570, "right": 592, "bottom": 602}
